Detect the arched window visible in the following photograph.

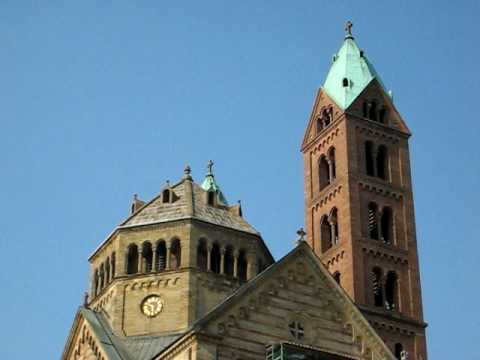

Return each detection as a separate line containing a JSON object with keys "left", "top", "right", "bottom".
{"left": 368, "top": 202, "right": 379, "bottom": 240}
{"left": 197, "top": 239, "right": 208, "bottom": 271}
{"left": 94, "top": 269, "right": 99, "bottom": 296}
{"left": 381, "top": 207, "right": 393, "bottom": 244}
{"left": 369, "top": 101, "right": 377, "bottom": 121}
{"left": 170, "top": 239, "right": 181, "bottom": 270}
{"left": 320, "top": 215, "right": 332, "bottom": 252}
{"left": 342, "top": 77, "right": 349, "bottom": 87}
{"left": 156, "top": 240, "right": 166, "bottom": 271}
{"left": 322, "top": 109, "right": 331, "bottom": 127}
{"left": 142, "top": 242, "right": 153, "bottom": 273}
{"left": 330, "top": 208, "right": 339, "bottom": 245}
{"left": 238, "top": 250, "right": 248, "bottom": 282}
{"left": 385, "top": 271, "right": 398, "bottom": 310}
{"left": 379, "top": 108, "right": 387, "bottom": 124}
{"left": 372, "top": 267, "right": 383, "bottom": 307}
{"left": 376, "top": 145, "right": 388, "bottom": 180}
{"left": 99, "top": 264, "right": 105, "bottom": 289}
{"left": 333, "top": 271, "right": 341, "bottom": 284}
{"left": 365, "top": 141, "right": 375, "bottom": 176}
{"left": 210, "top": 243, "right": 221, "bottom": 274}
{"left": 328, "top": 147, "right": 336, "bottom": 181}
{"left": 318, "top": 155, "right": 330, "bottom": 190}
{"left": 111, "top": 252, "right": 116, "bottom": 279}
{"left": 394, "top": 343, "right": 404, "bottom": 360}
{"left": 126, "top": 244, "right": 139, "bottom": 275}
{"left": 207, "top": 191, "right": 215, "bottom": 206}
{"left": 224, "top": 246, "right": 234, "bottom": 277}
{"left": 362, "top": 101, "right": 368, "bottom": 118}
{"left": 105, "top": 258, "right": 111, "bottom": 283}
{"left": 316, "top": 117, "right": 323, "bottom": 133}
{"left": 162, "top": 189, "right": 171, "bottom": 203}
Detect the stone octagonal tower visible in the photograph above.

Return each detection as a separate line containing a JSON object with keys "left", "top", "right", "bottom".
{"left": 87, "top": 164, "right": 273, "bottom": 337}
{"left": 301, "top": 24, "right": 428, "bottom": 360}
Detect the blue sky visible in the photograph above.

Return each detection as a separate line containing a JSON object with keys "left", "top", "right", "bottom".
{"left": 0, "top": 1, "right": 478, "bottom": 359}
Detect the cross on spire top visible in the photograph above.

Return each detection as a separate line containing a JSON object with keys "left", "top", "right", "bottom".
{"left": 207, "top": 160, "right": 214, "bottom": 175}
{"left": 345, "top": 20, "right": 353, "bottom": 38}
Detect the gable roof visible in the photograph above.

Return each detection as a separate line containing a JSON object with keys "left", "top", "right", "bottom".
{"left": 62, "top": 307, "right": 183, "bottom": 360}
{"left": 120, "top": 179, "right": 259, "bottom": 235}
{"left": 159, "top": 242, "right": 396, "bottom": 360}
{"left": 323, "top": 34, "right": 390, "bottom": 110}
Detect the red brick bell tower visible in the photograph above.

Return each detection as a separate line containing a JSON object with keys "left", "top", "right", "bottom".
{"left": 301, "top": 23, "right": 428, "bottom": 360}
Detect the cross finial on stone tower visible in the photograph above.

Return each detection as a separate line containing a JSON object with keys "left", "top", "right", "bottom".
{"left": 296, "top": 227, "right": 307, "bottom": 245}
{"left": 183, "top": 164, "right": 192, "bottom": 180}
{"left": 207, "top": 160, "right": 214, "bottom": 175}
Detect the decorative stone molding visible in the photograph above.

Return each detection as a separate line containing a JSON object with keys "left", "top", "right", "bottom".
{"left": 359, "top": 182, "right": 403, "bottom": 200}
{"left": 356, "top": 125, "right": 400, "bottom": 144}
{"left": 326, "top": 250, "right": 346, "bottom": 268}
{"left": 125, "top": 277, "right": 180, "bottom": 292}
{"left": 313, "top": 185, "right": 343, "bottom": 209}
{"left": 371, "top": 321, "right": 416, "bottom": 336}
{"left": 311, "top": 127, "right": 341, "bottom": 154}
{"left": 362, "top": 247, "right": 408, "bottom": 265}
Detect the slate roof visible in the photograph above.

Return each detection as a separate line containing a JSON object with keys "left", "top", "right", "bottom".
{"left": 120, "top": 179, "right": 260, "bottom": 235}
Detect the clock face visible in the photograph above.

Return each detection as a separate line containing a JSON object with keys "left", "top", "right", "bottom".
{"left": 141, "top": 295, "right": 164, "bottom": 317}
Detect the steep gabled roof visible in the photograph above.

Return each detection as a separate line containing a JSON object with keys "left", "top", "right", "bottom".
{"left": 156, "top": 242, "right": 396, "bottom": 360}
{"left": 61, "top": 307, "right": 183, "bottom": 360}
{"left": 323, "top": 33, "right": 390, "bottom": 110}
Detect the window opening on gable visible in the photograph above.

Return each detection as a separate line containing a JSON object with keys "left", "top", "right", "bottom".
{"left": 379, "top": 107, "right": 387, "bottom": 124}
{"left": 342, "top": 77, "right": 349, "bottom": 87}
{"left": 207, "top": 191, "right": 215, "bottom": 206}
{"left": 369, "top": 101, "right": 377, "bottom": 121}
{"left": 162, "top": 189, "right": 171, "bottom": 203}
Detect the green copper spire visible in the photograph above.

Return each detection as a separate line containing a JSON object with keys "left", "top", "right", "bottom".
{"left": 201, "top": 160, "right": 228, "bottom": 205}
{"left": 323, "top": 22, "right": 389, "bottom": 110}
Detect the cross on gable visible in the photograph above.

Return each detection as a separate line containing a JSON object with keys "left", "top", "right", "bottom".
{"left": 288, "top": 321, "right": 305, "bottom": 340}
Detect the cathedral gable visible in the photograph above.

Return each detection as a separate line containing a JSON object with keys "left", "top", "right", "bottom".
{"left": 347, "top": 79, "right": 411, "bottom": 135}
{"left": 191, "top": 243, "right": 395, "bottom": 360}
{"left": 302, "top": 89, "right": 344, "bottom": 151}
{"left": 61, "top": 308, "right": 123, "bottom": 360}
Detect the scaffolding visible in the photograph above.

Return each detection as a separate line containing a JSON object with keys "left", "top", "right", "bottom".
{"left": 265, "top": 342, "right": 352, "bottom": 360}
